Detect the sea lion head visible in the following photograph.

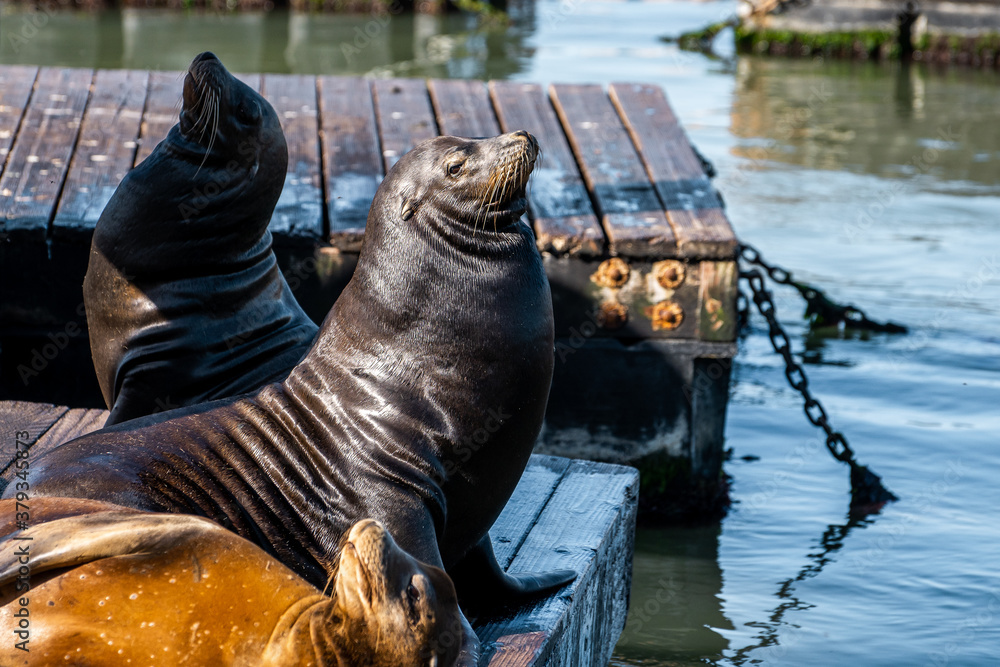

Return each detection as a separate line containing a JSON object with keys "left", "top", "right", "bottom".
{"left": 373, "top": 131, "right": 539, "bottom": 244}
{"left": 327, "top": 519, "right": 471, "bottom": 667}
{"left": 174, "top": 51, "right": 287, "bottom": 208}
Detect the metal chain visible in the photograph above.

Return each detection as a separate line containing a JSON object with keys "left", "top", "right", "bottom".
{"left": 738, "top": 243, "right": 908, "bottom": 334}
{"left": 739, "top": 267, "right": 857, "bottom": 464}
{"left": 737, "top": 249, "right": 899, "bottom": 508}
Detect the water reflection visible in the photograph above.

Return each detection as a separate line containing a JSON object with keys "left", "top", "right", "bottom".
{"left": 0, "top": 6, "right": 534, "bottom": 80}
{"left": 729, "top": 57, "right": 1000, "bottom": 188}
{"left": 614, "top": 524, "right": 732, "bottom": 666}
{"left": 725, "top": 515, "right": 873, "bottom": 665}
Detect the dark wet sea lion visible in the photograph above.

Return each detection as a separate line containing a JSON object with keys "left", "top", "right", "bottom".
{"left": 84, "top": 51, "right": 317, "bottom": 426}
{"left": 16, "top": 131, "right": 574, "bottom": 659}
{"left": 0, "top": 499, "right": 466, "bottom": 667}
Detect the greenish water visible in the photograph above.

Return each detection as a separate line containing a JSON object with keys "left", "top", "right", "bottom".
{"left": 4, "top": 2, "right": 1000, "bottom": 665}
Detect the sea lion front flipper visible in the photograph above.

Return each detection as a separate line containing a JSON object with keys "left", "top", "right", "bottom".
{"left": 449, "top": 535, "right": 576, "bottom": 613}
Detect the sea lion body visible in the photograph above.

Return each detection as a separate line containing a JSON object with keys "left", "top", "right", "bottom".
{"left": 0, "top": 500, "right": 466, "bottom": 666}
{"left": 17, "top": 132, "right": 574, "bottom": 630}
{"left": 85, "top": 52, "right": 317, "bottom": 426}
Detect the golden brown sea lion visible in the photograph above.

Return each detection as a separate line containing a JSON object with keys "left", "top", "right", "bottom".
{"left": 0, "top": 498, "right": 465, "bottom": 666}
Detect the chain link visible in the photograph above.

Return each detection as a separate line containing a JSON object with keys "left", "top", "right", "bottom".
{"left": 740, "top": 266, "right": 857, "bottom": 464}
{"left": 738, "top": 243, "right": 908, "bottom": 334}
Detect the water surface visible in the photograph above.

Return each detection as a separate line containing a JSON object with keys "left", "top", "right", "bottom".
{"left": 3, "top": 2, "right": 999, "bottom": 665}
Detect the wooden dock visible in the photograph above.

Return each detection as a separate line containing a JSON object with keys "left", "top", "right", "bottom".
{"left": 0, "top": 400, "right": 639, "bottom": 666}
{"left": 0, "top": 66, "right": 736, "bottom": 519}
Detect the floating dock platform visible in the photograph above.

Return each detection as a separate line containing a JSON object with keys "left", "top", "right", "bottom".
{"left": 0, "top": 66, "right": 737, "bottom": 519}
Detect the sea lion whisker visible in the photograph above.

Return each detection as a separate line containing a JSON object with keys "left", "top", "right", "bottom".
{"left": 196, "top": 93, "right": 220, "bottom": 175}
{"left": 193, "top": 89, "right": 214, "bottom": 141}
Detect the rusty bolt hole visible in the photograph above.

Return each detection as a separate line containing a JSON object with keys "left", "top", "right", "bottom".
{"left": 598, "top": 301, "right": 628, "bottom": 330}
{"left": 645, "top": 300, "right": 684, "bottom": 331}
{"left": 653, "top": 260, "right": 685, "bottom": 290}
{"left": 591, "top": 257, "right": 630, "bottom": 289}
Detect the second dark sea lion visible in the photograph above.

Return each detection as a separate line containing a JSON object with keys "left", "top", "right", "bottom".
{"left": 84, "top": 51, "right": 317, "bottom": 426}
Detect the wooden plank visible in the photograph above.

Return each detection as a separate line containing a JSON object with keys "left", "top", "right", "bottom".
{"left": 609, "top": 83, "right": 736, "bottom": 259}
{"left": 262, "top": 74, "right": 324, "bottom": 244}
{"left": 490, "top": 81, "right": 604, "bottom": 258}
{"left": 488, "top": 455, "right": 571, "bottom": 569}
{"left": 32, "top": 407, "right": 107, "bottom": 451}
{"left": 318, "top": 76, "right": 382, "bottom": 252}
{"left": 371, "top": 78, "right": 437, "bottom": 173}
{"left": 0, "top": 67, "right": 93, "bottom": 242}
{"left": 428, "top": 79, "right": 500, "bottom": 138}
{"left": 550, "top": 84, "right": 676, "bottom": 259}
{"left": 698, "top": 260, "right": 739, "bottom": 342}
{"left": 51, "top": 69, "right": 148, "bottom": 242}
{"left": 0, "top": 401, "right": 68, "bottom": 491}
{"left": 0, "top": 66, "right": 38, "bottom": 181}
{"left": 477, "top": 459, "right": 639, "bottom": 666}
{"left": 135, "top": 70, "right": 185, "bottom": 166}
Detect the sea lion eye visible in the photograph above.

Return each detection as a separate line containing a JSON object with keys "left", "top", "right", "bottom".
{"left": 447, "top": 162, "right": 463, "bottom": 177}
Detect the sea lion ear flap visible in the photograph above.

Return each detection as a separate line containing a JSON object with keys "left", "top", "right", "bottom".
{"left": 400, "top": 192, "right": 417, "bottom": 221}
{"left": 401, "top": 203, "right": 416, "bottom": 221}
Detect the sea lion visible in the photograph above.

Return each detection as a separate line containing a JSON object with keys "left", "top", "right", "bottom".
{"left": 15, "top": 131, "right": 574, "bottom": 654}
{"left": 0, "top": 498, "right": 467, "bottom": 667}
{"left": 84, "top": 51, "right": 317, "bottom": 426}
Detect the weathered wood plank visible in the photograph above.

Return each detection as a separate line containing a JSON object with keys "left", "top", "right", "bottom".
{"left": 0, "top": 401, "right": 68, "bottom": 491}
{"left": 488, "top": 455, "right": 571, "bottom": 569}
{"left": 262, "top": 74, "right": 325, "bottom": 245}
{"left": 135, "top": 70, "right": 185, "bottom": 166}
{"left": 318, "top": 76, "right": 382, "bottom": 252}
{"left": 609, "top": 82, "right": 736, "bottom": 259}
{"left": 428, "top": 79, "right": 500, "bottom": 138}
{"left": 477, "top": 460, "right": 639, "bottom": 666}
{"left": 490, "top": 81, "right": 604, "bottom": 258}
{"left": 32, "top": 407, "right": 107, "bottom": 451}
{"left": 0, "top": 66, "right": 38, "bottom": 181}
{"left": 0, "top": 67, "right": 93, "bottom": 242}
{"left": 51, "top": 69, "right": 148, "bottom": 242}
{"left": 371, "top": 78, "right": 437, "bottom": 173}
{"left": 550, "top": 84, "right": 676, "bottom": 258}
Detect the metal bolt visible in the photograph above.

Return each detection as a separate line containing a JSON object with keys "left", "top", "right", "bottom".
{"left": 645, "top": 300, "right": 684, "bottom": 330}
{"left": 652, "top": 260, "right": 685, "bottom": 289}
{"left": 597, "top": 301, "right": 628, "bottom": 330}
{"left": 591, "top": 257, "right": 630, "bottom": 288}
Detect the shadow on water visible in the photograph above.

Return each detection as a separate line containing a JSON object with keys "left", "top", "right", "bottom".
{"left": 724, "top": 514, "right": 874, "bottom": 665}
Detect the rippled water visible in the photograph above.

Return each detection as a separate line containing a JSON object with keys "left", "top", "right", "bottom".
{"left": 3, "top": 1, "right": 1000, "bottom": 664}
